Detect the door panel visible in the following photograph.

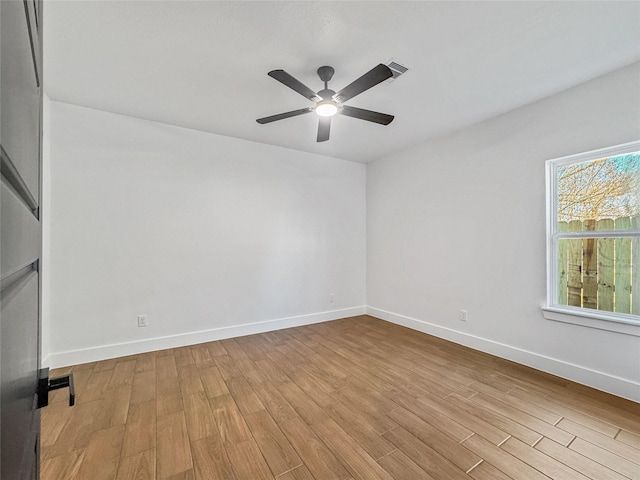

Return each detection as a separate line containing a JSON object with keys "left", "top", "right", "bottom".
{"left": 1, "top": 183, "right": 40, "bottom": 277}
{"left": 1, "top": 271, "right": 40, "bottom": 480}
{"left": 1, "top": 0, "right": 44, "bottom": 479}
{"left": 0, "top": 0, "right": 41, "bottom": 204}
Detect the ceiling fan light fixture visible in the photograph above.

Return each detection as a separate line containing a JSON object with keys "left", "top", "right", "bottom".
{"left": 315, "top": 101, "right": 338, "bottom": 117}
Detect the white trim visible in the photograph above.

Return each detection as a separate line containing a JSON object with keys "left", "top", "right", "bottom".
{"left": 555, "top": 231, "right": 639, "bottom": 239}
{"left": 366, "top": 306, "right": 640, "bottom": 402}
{"left": 47, "top": 304, "right": 640, "bottom": 402}
{"left": 542, "top": 306, "right": 640, "bottom": 336}
{"left": 48, "top": 306, "right": 366, "bottom": 368}
{"left": 545, "top": 158, "right": 557, "bottom": 311}
{"left": 547, "top": 141, "right": 640, "bottom": 168}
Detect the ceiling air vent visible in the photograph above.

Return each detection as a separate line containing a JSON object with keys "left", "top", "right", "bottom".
{"left": 385, "top": 59, "right": 409, "bottom": 82}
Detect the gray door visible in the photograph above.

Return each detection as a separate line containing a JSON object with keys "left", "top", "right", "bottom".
{"left": 1, "top": 1, "right": 44, "bottom": 479}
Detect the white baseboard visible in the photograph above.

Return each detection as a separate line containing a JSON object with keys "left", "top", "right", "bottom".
{"left": 48, "top": 306, "right": 366, "bottom": 368}
{"left": 366, "top": 306, "right": 640, "bottom": 403}
{"left": 47, "top": 304, "right": 639, "bottom": 402}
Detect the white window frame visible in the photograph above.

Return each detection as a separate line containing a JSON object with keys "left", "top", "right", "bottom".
{"left": 542, "top": 141, "right": 640, "bottom": 336}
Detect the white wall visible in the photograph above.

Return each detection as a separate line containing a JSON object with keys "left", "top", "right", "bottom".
{"left": 47, "top": 102, "right": 366, "bottom": 366}
{"left": 367, "top": 62, "right": 640, "bottom": 401}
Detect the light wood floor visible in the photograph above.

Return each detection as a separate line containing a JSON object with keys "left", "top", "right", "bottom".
{"left": 41, "top": 315, "right": 640, "bottom": 479}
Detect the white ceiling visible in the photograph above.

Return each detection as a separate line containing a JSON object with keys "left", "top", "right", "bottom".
{"left": 44, "top": 1, "right": 640, "bottom": 163}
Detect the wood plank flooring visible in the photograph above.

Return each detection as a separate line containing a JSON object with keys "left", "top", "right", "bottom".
{"left": 41, "top": 315, "right": 640, "bottom": 479}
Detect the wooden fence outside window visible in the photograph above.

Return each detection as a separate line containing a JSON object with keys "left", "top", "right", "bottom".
{"left": 557, "top": 216, "right": 638, "bottom": 315}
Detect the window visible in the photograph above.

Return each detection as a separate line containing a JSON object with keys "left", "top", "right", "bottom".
{"left": 543, "top": 141, "right": 640, "bottom": 335}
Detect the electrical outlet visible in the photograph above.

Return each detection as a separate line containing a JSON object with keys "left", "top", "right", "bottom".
{"left": 329, "top": 293, "right": 335, "bottom": 303}
{"left": 137, "top": 314, "right": 148, "bottom": 327}
{"left": 459, "top": 310, "right": 468, "bottom": 322}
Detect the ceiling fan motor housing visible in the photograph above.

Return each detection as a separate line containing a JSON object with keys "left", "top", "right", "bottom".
{"left": 318, "top": 88, "right": 336, "bottom": 100}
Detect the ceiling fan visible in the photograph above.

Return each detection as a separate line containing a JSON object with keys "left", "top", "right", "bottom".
{"left": 256, "top": 64, "right": 395, "bottom": 142}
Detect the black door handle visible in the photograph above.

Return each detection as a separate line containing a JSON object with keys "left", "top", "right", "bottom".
{"left": 37, "top": 367, "right": 75, "bottom": 408}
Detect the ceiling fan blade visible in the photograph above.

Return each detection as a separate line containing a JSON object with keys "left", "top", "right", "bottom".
{"left": 256, "top": 108, "right": 313, "bottom": 124}
{"left": 339, "top": 105, "right": 394, "bottom": 125}
{"left": 317, "top": 116, "right": 331, "bottom": 142}
{"left": 333, "top": 64, "right": 393, "bottom": 103}
{"left": 268, "top": 70, "right": 322, "bottom": 102}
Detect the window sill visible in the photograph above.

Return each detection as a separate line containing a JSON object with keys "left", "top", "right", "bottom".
{"left": 542, "top": 306, "right": 640, "bottom": 336}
